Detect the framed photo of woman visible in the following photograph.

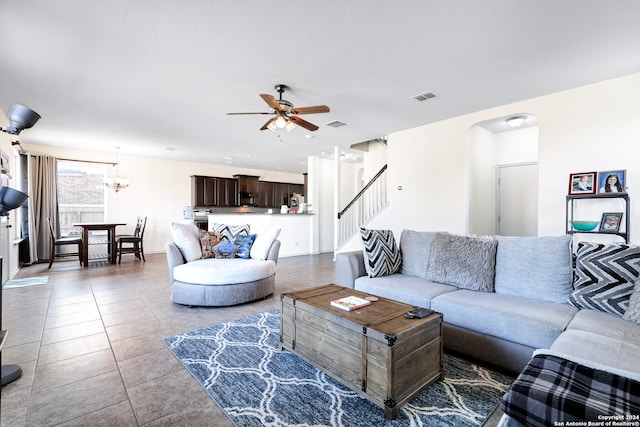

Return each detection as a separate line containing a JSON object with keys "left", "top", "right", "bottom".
{"left": 599, "top": 212, "right": 623, "bottom": 232}
{"left": 597, "top": 170, "right": 626, "bottom": 194}
{"left": 568, "top": 172, "right": 596, "bottom": 195}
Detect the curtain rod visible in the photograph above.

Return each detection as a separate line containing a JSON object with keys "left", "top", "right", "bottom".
{"left": 56, "top": 157, "right": 116, "bottom": 166}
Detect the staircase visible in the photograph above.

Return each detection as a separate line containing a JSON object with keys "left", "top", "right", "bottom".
{"left": 336, "top": 164, "right": 388, "bottom": 251}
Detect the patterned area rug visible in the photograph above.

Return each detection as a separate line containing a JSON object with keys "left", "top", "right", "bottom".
{"left": 2, "top": 276, "right": 48, "bottom": 289}
{"left": 164, "top": 310, "right": 513, "bottom": 427}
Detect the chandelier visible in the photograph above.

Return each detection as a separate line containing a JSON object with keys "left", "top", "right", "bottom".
{"left": 104, "top": 147, "right": 130, "bottom": 192}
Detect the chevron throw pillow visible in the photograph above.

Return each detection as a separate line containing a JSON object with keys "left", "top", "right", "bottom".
{"left": 622, "top": 279, "right": 640, "bottom": 324}
{"left": 568, "top": 242, "right": 640, "bottom": 316}
{"left": 210, "top": 223, "right": 250, "bottom": 242}
{"left": 360, "top": 228, "right": 402, "bottom": 278}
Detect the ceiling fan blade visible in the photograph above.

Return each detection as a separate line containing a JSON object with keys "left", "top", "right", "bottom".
{"left": 260, "top": 94, "right": 282, "bottom": 110}
{"left": 227, "top": 112, "right": 272, "bottom": 115}
{"left": 260, "top": 117, "right": 276, "bottom": 131}
{"left": 289, "top": 115, "right": 319, "bottom": 131}
{"left": 291, "top": 105, "right": 330, "bottom": 115}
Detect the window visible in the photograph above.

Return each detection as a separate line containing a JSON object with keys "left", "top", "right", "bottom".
{"left": 57, "top": 161, "right": 106, "bottom": 236}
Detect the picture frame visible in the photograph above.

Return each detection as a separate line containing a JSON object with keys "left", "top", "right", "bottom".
{"left": 597, "top": 170, "right": 626, "bottom": 194}
{"left": 568, "top": 172, "right": 596, "bottom": 195}
{"left": 599, "top": 212, "right": 623, "bottom": 233}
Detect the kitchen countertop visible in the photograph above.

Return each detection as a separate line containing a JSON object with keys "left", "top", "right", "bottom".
{"left": 194, "top": 208, "right": 313, "bottom": 216}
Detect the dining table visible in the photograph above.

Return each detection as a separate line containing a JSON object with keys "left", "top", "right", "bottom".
{"left": 73, "top": 222, "right": 126, "bottom": 266}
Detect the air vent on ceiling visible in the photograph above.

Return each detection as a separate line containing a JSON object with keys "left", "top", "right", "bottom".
{"left": 413, "top": 91, "right": 438, "bottom": 102}
{"left": 324, "top": 120, "right": 349, "bottom": 128}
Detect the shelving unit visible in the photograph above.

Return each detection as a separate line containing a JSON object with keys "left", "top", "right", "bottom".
{"left": 566, "top": 193, "right": 630, "bottom": 243}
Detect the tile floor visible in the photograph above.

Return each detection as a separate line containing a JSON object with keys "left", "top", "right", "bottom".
{"left": 1, "top": 252, "right": 336, "bottom": 426}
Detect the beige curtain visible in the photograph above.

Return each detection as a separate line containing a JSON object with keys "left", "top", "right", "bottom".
{"left": 27, "top": 155, "right": 58, "bottom": 263}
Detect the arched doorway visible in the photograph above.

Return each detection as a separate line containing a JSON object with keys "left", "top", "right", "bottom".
{"left": 467, "top": 114, "right": 539, "bottom": 236}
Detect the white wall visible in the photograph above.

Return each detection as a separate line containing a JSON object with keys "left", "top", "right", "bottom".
{"left": 367, "top": 72, "right": 640, "bottom": 245}
{"left": 316, "top": 157, "right": 336, "bottom": 253}
{"left": 467, "top": 125, "right": 497, "bottom": 236}
{"left": 363, "top": 141, "right": 388, "bottom": 181}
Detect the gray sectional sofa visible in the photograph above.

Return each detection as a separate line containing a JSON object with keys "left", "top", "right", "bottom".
{"left": 336, "top": 229, "right": 640, "bottom": 424}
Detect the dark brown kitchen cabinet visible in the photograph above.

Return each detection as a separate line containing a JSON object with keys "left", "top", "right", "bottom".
{"left": 234, "top": 175, "right": 260, "bottom": 194}
{"left": 217, "top": 178, "right": 239, "bottom": 207}
{"left": 258, "top": 181, "right": 286, "bottom": 208}
{"left": 291, "top": 184, "right": 304, "bottom": 197}
{"left": 258, "top": 181, "right": 272, "bottom": 208}
{"left": 192, "top": 175, "right": 302, "bottom": 208}
{"left": 191, "top": 175, "right": 238, "bottom": 207}
{"left": 191, "top": 175, "right": 217, "bottom": 206}
{"left": 273, "top": 182, "right": 292, "bottom": 207}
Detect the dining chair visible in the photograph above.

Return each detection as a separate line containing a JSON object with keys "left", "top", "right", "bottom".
{"left": 47, "top": 217, "right": 83, "bottom": 268}
{"left": 116, "top": 216, "right": 147, "bottom": 263}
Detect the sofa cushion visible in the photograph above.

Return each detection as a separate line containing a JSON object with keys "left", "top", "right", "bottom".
{"left": 173, "top": 258, "right": 276, "bottom": 285}
{"left": 430, "top": 290, "right": 578, "bottom": 349}
{"left": 494, "top": 235, "right": 573, "bottom": 303}
{"left": 566, "top": 308, "right": 640, "bottom": 346}
{"left": 399, "top": 230, "right": 434, "bottom": 278}
{"left": 210, "top": 223, "right": 250, "bottom": 242}
{"left": 250, "top": 226, "right": 281, "bottom": 260}
{"left": 426, "top": 232, "right": 497, "bottom": 292}
{"left": 550, "top": 329, "right": 640, "bottom": 376}
{"left": 568, "top": 242, "right": 640, "bottom": 316}
{"left": 200, "top": 231, "right": 223, "bottom": 259}
{"left": 623, "top": 279, "right": 640, "bottom": 324}
{"left": 235, "top": 233, "right": 256, "bottom": 259}
{"left": 360, "top": 228, "right": 402, "bottom": 278}
{"left": 170, "top": 222, "right": 202, "bottom": 262}
{"left": 355, "top": 274, "right": 458, "bottom": 309}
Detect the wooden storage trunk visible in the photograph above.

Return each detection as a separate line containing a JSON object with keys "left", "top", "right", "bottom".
{"left": 280, "top": 284, "right": 443, "bottom": 419}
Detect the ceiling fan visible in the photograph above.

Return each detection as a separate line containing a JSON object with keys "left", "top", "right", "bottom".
{"left": 227, "top": 84, "right": 330, "bottom": 132}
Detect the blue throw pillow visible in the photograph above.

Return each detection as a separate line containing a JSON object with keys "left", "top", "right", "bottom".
{"left": 235, "top": 234, "right": 256, "bottom": 259}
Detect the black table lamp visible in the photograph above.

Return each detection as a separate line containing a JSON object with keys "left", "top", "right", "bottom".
{"left": 0, "top": 187, "right": 29, "bottom": 386}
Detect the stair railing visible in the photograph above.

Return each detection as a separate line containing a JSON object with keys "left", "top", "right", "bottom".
{"left": 336, "top": 164, "right": 388, "bottom": 249}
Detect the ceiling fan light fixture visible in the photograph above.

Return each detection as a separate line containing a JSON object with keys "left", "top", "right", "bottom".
{"left": 275, "top": 115, "right": 287, "bottom": 129}
{"left": 285, "top": 120, "right": 295, "bottom": 132}
{"left": 228, "top": 84, "right": 329, "bottom": 133}
{"left": 506, "top": 115, "right": 527, "bottom": 128}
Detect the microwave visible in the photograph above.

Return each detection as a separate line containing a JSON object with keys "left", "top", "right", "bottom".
{"left": 239, "top": 192, "right": 259, "bottom": 207}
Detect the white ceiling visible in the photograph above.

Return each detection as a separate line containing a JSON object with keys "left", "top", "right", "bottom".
{"left": 2, "top": 1, "right": 640, "bottom": 173}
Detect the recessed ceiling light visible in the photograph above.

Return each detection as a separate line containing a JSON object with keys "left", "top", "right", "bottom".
{"left": 165, "top": 147, "right": 175, "bottom": 151}
{"left": 305, "top": 134, "right": 313, "bottom": 139}
{"left": 224, "top": 156, "right": 236, "bottom": 161}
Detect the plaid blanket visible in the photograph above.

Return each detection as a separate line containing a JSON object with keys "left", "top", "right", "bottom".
{"left": 500, "top": 352, "right": 640, "bottom": 427}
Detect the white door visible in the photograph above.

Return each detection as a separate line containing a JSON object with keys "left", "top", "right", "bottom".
{"left": 497, "top": 163, "right": 538, "bottom": 236}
